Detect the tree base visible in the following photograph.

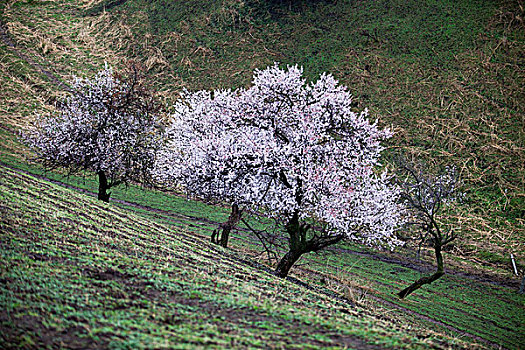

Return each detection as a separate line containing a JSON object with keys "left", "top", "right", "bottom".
{"left": 211, "top": 204, "right": 242, "bottom": 248}
{"left": 97, "top": 170, "right": 111, "bottom": 202}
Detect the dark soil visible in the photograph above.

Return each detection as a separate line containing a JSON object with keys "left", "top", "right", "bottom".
{"left": 0, "top": 306, "right": 105, "bottom": 350}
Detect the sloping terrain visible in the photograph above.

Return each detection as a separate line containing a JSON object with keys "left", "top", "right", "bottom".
{"left": 0, "top": 0, "right": 523, "bottom": 267}
{"left": 2, "top": 161, "right": 523, "bottom": 349}
{"left": 0, "top": 164, "right": 477, "bottom": 349}
{"left": 0, "top": 0, "right": 524, "bottom": 348}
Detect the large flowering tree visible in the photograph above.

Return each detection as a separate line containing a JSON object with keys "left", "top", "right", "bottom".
{"left": 157, "top": 64, "right": 402, "bottom": 277}
{"left": 22, "top": 65, "right": 166, "bottom": 202}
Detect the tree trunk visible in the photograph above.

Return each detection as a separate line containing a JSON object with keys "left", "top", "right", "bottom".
{"left": 274, "top": 211, "right": 306, "bottom": 278}
{"left": 211, "top": 203, "right": 242, "bottom": 248}
{"left": 97, "top": 170, "right": 111, "bottom": 202}
{"left": 273, "top": 207, "right": 344, "bottom": 278}
{"left": 275, "top": 249, "right": 303, "bottom": 278}
{"left": 398, "top": 243, "right": 444, "bottom": 299}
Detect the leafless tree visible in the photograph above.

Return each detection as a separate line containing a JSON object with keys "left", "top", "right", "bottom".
{"left": 396, "top": 158, "right": 462, "bottom": 299}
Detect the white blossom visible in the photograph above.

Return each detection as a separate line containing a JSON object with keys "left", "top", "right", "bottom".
{"left": 22, "top": 65, "right": 165, "bottom": 196}
{"left": 156, "top": 64, "right": 402, "bottom": 248}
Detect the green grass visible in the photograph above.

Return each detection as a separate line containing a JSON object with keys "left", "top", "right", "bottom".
{"left": 1, "top": 164, "right": 475, "bottom": 349}
{"left": 1, "top": 0, "right": 524, "bottom": 348}
{"left": 1, "top": 153, "right": 523, "bottom": 348}
{"left": 1, "top": 124, "right": 523, "bottom": 348}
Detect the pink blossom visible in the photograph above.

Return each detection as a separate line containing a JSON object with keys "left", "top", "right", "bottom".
{"left": 156, "top": 64, "right": 402, "bottom": 248}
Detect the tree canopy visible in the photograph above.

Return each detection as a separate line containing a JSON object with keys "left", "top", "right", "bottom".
{"left": 156, "top": 64, "right": 402, "bottom": 276}
{"left": 22, "top": 65, "right": 166, "bottom": 201}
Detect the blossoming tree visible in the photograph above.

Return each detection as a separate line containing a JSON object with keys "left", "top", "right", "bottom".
{"left": 22, "top": 65, "right": 165, "bottom": 202}
{"left": 157, "top": 64, "right": 402, "bottom": 277}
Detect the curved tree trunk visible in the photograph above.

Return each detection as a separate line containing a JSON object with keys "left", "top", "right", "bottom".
{"left": 211, "top": 203, "right": 242, "bottom": 248}
{"left": 398, "top": 243, "right": 444, "bottom": 299}
{"left": 275, "top": 249, "right": 303, "bottom": 278}
{"left": 273, "top": 210, "right": 345, "bottom": 278}
{"left": 97, "top": 170, "right": 111, "bottom": 202}
{"left": 274, "top": 211, "right": 306, "bottom": 278}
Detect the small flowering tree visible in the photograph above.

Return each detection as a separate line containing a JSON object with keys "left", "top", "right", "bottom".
{"left": 157, "top": 64, "right": 402, "bottom": 277}
{"left": 22, "top": 64, "right": 165, "bottom": 202}
{"left": 395, "top": 159, "right": 462, "bottom": 298}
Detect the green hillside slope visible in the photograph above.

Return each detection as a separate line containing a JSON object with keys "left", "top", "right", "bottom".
{"left": 0, "top": 164, "right": 478, "bottom": 349}
{"left": 0, "top": 0, "right": 524, "bottom": 348}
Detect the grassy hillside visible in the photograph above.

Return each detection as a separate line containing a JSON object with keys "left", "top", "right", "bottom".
{"left": 0, "top": 164, "right": 485, "bottom": 349}
{"left": 0, "top": 0, "right": 523, "bottom": 267}
{"left": 1, "top": 158, "right": 523, "bottom": 348}
{"left": 0, "top": 0, "right": 524, "bottom": 348}
{"left": 94, "top": 0, "right": 525, "bottom": 264}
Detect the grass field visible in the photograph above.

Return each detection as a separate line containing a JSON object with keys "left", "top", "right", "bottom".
{"left": 1, "top": 156, "right": 523, "bottom": 349}
{"left": 1, "top": 164, "right": 490, "bottom": 349}
{"left": 1, "top": 0, "right": 524, "bottom": 348}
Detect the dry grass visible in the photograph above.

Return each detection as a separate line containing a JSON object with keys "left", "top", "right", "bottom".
{"left": 0, "top": 50, "right": 54, "bottom": 128}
